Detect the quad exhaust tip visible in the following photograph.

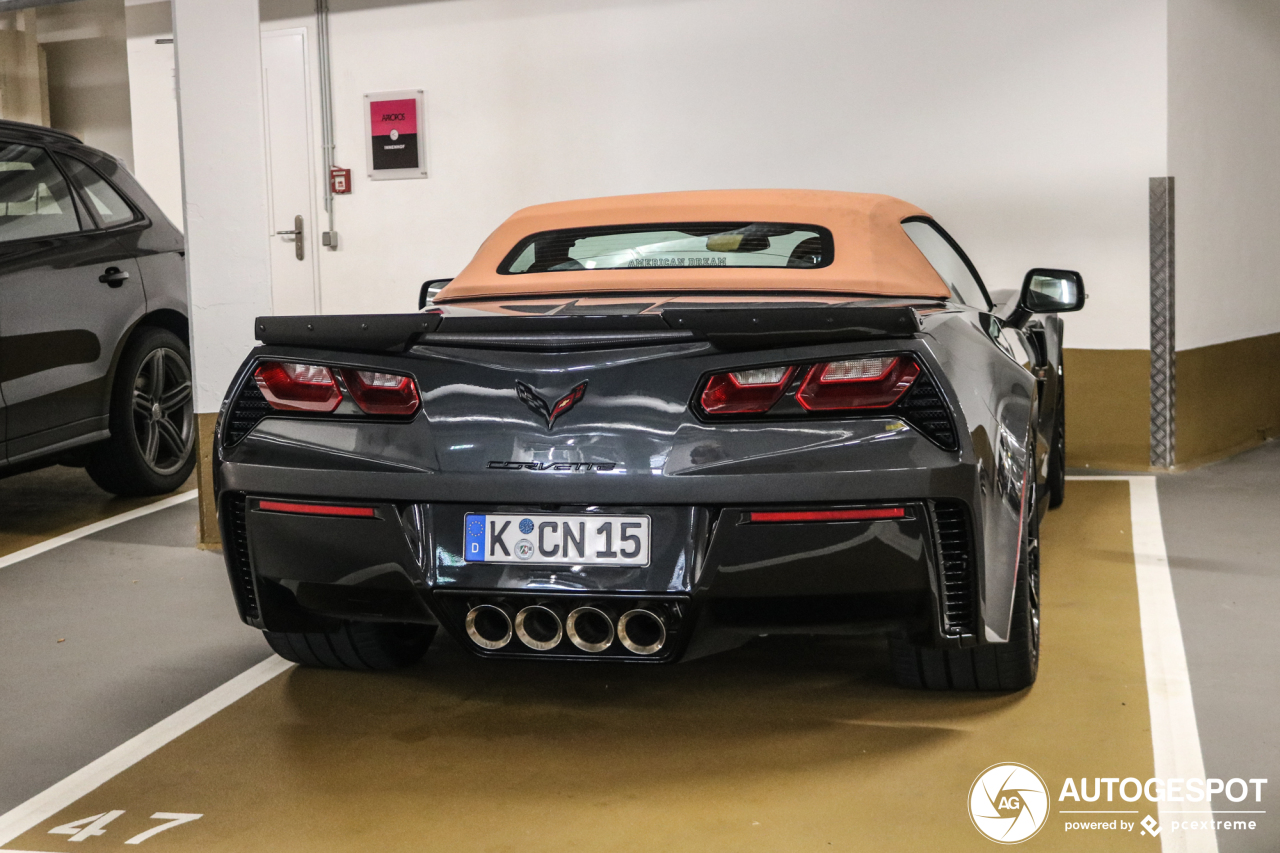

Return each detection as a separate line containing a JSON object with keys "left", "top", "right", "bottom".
{"left": 515, "top": 605, "right": 563, "bottom": 651}
{"left": 468, "top": 601, "right": 667, "bottom": 656}
{"left": 566, "top": 606, "right": 615, "bottom": 653}
{"left": 465, "top": 604, "right": 513, "bottom": 650}
{"left": 617, "top": 609, "right": 666, "bottom": 655}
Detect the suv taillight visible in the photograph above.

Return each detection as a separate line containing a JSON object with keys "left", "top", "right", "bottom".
{"left": 796, "top": 356, "right": 920, "bottom": 411}
{"left": 254, "top": 361, "right": 343, "bottom": 412}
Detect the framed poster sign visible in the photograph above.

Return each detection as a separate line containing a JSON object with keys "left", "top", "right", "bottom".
{"left": 364, "top": 89, "right": 427, "bottom": 180}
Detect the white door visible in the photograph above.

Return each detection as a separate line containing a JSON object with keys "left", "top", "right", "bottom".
{"left": 261, "top": 29, "right": 320, "bottom": 315}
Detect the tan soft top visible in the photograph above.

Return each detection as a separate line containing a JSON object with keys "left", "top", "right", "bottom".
{"left": 436, "top": 189, "right": 950, "bottom": 302}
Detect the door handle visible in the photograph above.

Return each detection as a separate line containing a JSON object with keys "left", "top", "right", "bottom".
{"left": 99, "top": 267, "right": 130, "bottom": 288}
{"left": 275, "top": 214, "right": 304, "bottom": 261}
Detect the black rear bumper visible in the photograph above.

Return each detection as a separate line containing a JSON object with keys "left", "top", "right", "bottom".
{"left": 219, "top": 492, "right": 978, "bottom": 662}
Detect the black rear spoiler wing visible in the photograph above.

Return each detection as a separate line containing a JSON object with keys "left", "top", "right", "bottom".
{"left": 254, "top": 305, "right": 927, "bottom": 353}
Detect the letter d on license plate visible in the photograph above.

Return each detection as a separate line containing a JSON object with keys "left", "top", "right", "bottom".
{"left": 464, "top": 513, "right": 651, "bottom": 566}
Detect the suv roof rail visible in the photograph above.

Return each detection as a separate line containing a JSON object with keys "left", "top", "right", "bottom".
{"left": 0, "top": 119, "right": 82, "bottom": 144}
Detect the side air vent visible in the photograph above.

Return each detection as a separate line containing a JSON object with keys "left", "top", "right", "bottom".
{"left": 223, "top": 379, "right": 271, "bottom": 445}
{"left": 223, "top": 493, "right": 259, "bottom": 619}
{"left": 930, "top": 500, "right": 975, "bottom": 636}
{"left": 897, "top": 370, "right": 957, "bottom": 450}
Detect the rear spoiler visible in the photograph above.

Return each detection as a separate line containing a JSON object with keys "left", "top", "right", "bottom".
{"left": 254, "top": 305, "right": 925, "bottom": 353}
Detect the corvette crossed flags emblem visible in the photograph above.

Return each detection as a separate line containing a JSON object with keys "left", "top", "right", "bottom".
{"left": 516, "top": 380, "right": 588, "bottom": 430}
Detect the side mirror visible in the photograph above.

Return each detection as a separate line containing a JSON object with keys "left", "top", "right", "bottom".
{"left": 418, "top": 278, "right": 453, "bottom": 310}
{"left": 1007, "top": 268, "right": 1085, "bottom": 327}
{"left": 1021, "top": 268, "right": 1085, "bottom": 313}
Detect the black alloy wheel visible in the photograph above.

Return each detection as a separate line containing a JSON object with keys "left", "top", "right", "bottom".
{"left": 130, "top": 345, "right": 194, "bottom": 476}
{"left": 1047, "top": 390, "right": 1066, "bottom": 509}
{"left": 87, "top": 327, "right": 197, "bottom": 496}
{"left": 1024, "top": 504, "right": 1041, "bottom": 677}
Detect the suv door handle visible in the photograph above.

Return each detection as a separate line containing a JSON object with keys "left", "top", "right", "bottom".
{"left": 275, "top": 214, "right": 304, "bottom": 261}
{"left": 99, "top": 267, "right": 130, "bottom": 287}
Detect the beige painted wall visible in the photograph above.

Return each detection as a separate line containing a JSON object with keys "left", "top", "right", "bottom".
{"left": 1178, "top": 332, "right": 1280, "bottom": 465}
{"left": 38, "top": 0, "right": 134, "bottom": 168}
{"left": 1063, "top": 349, "right": 1152, "bottom": 472}
{"left": 0, "top": 10, "right": 50, "bottom": 126}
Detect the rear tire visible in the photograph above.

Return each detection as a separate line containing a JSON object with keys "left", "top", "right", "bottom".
{"left": 264, "top": 622, "right": 436, "bottom": 671}
{"left": 87, "top": 327, "right": 196, "bottom": 496}
{"left": 890, "top": 500, "right": 1040, "bottom": 692}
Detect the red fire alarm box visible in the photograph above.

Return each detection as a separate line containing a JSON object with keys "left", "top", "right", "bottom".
{"left": 329, "top": 167, "right": 352, "bottom": 194}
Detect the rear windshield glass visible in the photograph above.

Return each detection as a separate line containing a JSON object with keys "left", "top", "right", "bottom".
{"left": 499, "top": 222, "right": 833, "bottom": 274}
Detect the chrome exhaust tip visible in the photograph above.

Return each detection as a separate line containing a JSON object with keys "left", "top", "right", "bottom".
{"left": 617, "top": 609, "right": 666, "bottom": 656}
{"left": 566, "top": 606, "right": 615, "bottom": 653}
{"left": 515, "top": 605, "right": 563, "bottom": 651}
{"left": 465, "top": 603, "right": 513, "bottom": 650}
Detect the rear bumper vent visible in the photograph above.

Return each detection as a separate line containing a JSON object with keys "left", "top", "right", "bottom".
{"left": 222, "top": 493, "right": 259, "bottom": 619}
{"left": 930, "top": 500, "right": 976, "bottom": 636}
{"left": 223, "top": 379, "right": 271, "bottom": 446}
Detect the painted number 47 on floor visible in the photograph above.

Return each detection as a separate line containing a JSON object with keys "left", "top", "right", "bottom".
{"left": 48, "top": 810, "right": 201, "bottom": 844}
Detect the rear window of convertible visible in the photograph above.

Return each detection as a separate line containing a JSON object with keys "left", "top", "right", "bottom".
{"left": 498, "top": 222, "right": 834, "bottom": 273}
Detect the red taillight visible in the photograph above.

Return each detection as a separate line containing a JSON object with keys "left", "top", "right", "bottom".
{"left": 749, "top": 507, "right": 906, "bottom": 523}
{"left": 795, "top": 356, "right": 920, "bottom": 411}
{"left": 257, "top": 500, "right": 376, "bottom": 518}
{"left": 700, "top": 365, "right": 797, "bottom": 414}
{"left": 252, "top": 362, "right": 419, "bottom": 417}
{"left": 254, "top": 361, "right": 343, "bottom": 412}
{"left": 341, "top": 369, "right": 420, "bottom": 416}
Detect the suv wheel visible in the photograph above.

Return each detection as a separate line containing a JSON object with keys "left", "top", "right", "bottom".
{"left": 87, "top": 326, "right": 196, "bottom": 496}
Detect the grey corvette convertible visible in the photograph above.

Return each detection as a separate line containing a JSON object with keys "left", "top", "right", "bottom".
{"left": 214, "top": 190, "right": 1083, "bottom": 691}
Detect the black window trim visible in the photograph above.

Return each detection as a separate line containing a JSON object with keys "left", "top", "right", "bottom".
{"left": 0, "top": 136, "right": 91, "bottom": 244}
{"left": 496, "top": 221, "right": 836, "bottom": 275}
{"left": 900, "top": 215, "right": 993, "bottom": 311}
{"left": 52, "top": 150, "right": 148, "bottom": 234}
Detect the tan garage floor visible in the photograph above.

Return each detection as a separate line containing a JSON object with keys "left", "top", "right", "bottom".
{"left": 3, "top": 481, "right": 1158, "bottom": 852}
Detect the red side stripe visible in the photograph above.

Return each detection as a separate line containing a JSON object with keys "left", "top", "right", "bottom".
{"left": 257, "top": 500, "right": 376, "bottom": 518}
{"left": 748, "top": 507, "right": 905, "bottom": 523}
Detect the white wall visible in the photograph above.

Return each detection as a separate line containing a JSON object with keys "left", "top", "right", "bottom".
{"left": 1169, "top": 0, "right": 1280, "bottom": 351}
{"left": 273, "top": 0, "right": 1165, "bottom": 350}
{"left": 174, "top": 0, "right": 274, "bottom": 413}
{"left": 125, "top": 0, "right": 183, "bottom": 226}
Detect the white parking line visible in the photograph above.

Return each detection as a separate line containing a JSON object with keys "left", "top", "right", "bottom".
{"left": 1067, "top": 474, "right": 1217, "bottom": 853}
{"left": 0, "top": 656, "right": 293, "bottom": 846}
{"left": 0, "top": 490, "right": 198, "bottom": 572}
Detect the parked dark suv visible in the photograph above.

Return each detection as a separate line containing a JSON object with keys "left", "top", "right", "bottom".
{"left": 0, "top": 120, "right": 192, "bottom": 495}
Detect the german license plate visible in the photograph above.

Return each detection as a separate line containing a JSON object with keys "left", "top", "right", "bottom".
{"left": 463, "top": 513, "right": 651, "bottom": 566}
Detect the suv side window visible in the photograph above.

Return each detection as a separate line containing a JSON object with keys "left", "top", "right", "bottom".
{"left": 901, "top": 218, "right": 991, "bottom": 309}
{"left": 58, "top": 156, "right": 135, "bottom": 228}
{"left": 0, "top": 142, "right": 82, "bottom": 243}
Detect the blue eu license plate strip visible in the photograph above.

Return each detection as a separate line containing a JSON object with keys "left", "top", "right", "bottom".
{"left": 464, "top": 513, "right": 651, "bottom": 566}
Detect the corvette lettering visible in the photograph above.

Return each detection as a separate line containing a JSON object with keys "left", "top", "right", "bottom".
{"left": 487, "top": 461, "right": 616, "bottom": 471}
